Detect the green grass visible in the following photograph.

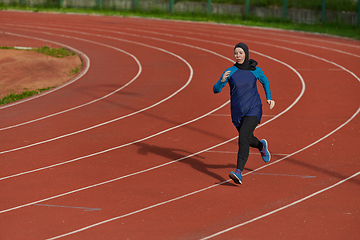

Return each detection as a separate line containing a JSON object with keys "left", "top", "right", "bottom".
{"left": 34, "top": 46, "right": 75, "bottom": 58}
{"left": 1, "top": 45, "right": 75, "bottom": 57}
{"left": 0, "top": 3, "right": 357, "bottom": 106}
{"left": 0, "top": 46, "right": 15, "bottom": 49}
{"left": 70, "top": 66, "right": 80, "bottom": 75}
{"left": 0, "top": 87, "right": 55, "bottom": 105}
{"left": 106, "top": 8, "right": 360, "bottom": 40}
{"left": 189, "top": 0, "right": 358, "bottom": 12}
{"left": 0, "top": 4, "right": 358, "bottom": 40}
{"left": 0, "top": 46, "right": 79, "bottom": 105}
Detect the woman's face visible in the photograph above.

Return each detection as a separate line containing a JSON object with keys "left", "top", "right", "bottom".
{"left": 234, "top": 47, "right": 246, "bottom": 64}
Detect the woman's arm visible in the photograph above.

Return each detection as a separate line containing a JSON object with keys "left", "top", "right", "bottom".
{"left": 213, "top": 70, "right": 231, "bottom": 93}
{"left": 253, "top": 67, "right": 275, "bottom": 109}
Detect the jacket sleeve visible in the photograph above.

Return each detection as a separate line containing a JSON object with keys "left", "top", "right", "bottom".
{"left": 213, "top": 74, "right": 227, "bottom": 93}
{"left": 213, "top": 66, "right": 237, "bottom": 93}
{"left": 253, "top": 67, "right": 272, "bottom": 100}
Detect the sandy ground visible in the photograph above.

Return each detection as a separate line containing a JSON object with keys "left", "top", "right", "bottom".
{"left": 0, "top": 49, "right": 82, "bottom": 99}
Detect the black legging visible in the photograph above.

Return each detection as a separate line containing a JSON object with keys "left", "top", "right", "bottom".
{"left": 236, "top": 116, "right": 263, "bottom": 171}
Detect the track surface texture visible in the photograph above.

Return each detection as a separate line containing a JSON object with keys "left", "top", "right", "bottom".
{"left": 0, "top": 11, "right": 359, "bottom": 240}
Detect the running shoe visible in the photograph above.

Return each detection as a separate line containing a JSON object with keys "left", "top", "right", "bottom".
{"left": 229, "top": 169, "right": 242, "bottom": 184}
{"left": 260, "top": 139, "right": 271, "bottom": 163}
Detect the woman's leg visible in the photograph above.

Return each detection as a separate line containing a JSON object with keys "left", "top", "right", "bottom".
{"left": 249, "top": 132, "right": 263, "bottom": 150}
{"left": 236, "top": 116, "right": 262, "bottom": 171}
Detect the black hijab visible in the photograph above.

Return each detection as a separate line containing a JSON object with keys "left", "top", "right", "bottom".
{"left": 233, "top": 43, "right": 258, "bottom": 70}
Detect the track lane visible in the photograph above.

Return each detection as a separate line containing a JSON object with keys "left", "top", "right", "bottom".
{"left": 1, "top": 11, "right": 358, "bottom": 240}
{"left": 0, "top": 31, "right": 139, "bottom": 131}
{"left": 0, "top": 27, "right": 193, "bottom": 155}
{"left": 0, "top": 15, "right": 304, "bottom": 238}
{"left": 0, "top": 38, "right": 300, "bottom": 188}
{"left": 42, "top": 107, "right": 359, "bottom": 240}
{"left": 43, "top": 39, "right": 359, "bottom": 239}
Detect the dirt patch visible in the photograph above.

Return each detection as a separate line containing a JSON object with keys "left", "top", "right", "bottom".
{"left": 0, "top": 49, "right": 82, "bottom": 99}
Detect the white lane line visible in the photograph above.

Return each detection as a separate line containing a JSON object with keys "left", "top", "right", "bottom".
{"left": 0, "top": 82, "right": 303, "bottom": 215}
{"left": 13, "top": 23, "right": 311, "bottom": 127}
{"left": 209, "top": 114, "right": 231, "bottom": 116}
{"left": 7, "top": 16, "right": 358, "bottom": 238}
{"left": 201, "top": 170, "right": 360, "bottom": 239}
{"left": 207, "top": 151, "right": 289, "bottom": 156}
{"left": 45, "top": 106, "right": 359, "bottom": 240}
{"left": 4, "top": 23, "right": 308, "bottom": 127}
{"left": 0, "top": 17, "right": 358, "bottom": 240}
{"left": 13, "top": 46, "right": 32, "bottom": 50}
{"left": 0, "top": 41, "right": 305, "bottom": 215}
{"left": 0, "top": 31, "right": 141, "bottom": 131}
{"left": 0, "top": 34, "right": 90, "bottom": 110}
{"left": 172, "top": 26, "right": 360, "bottom": 85}
{"left": 210, "top": 114, "right": 275, "bottom": 117}
{"left": 5, "top": 16, "right": 358, "bottom": 238}
{"left": 250, "top": 39, "right": 360, "bottom": 82}
{"left": 4, "top": 19, "right": 358, "bottom": 215}
{"left": 251, "top": 173, "right": 316, "bottom": 178}
{"left": 4, "top": 23, "right": 235, "bottom": 63}
{"left": 1, "top": 125, "right": 235, "bottom": 215}
{"left": 25, "top": 21, "right": 360, "bottom": 238}
{"left": 0, "top": 35, "right": 304, "bottom": 181}
{"left": 246, "top": 28, "right": 360, "bottom": 49}
{"left": 115, "top": 25, "right": 359, "bottom": 117}
{"left": 0, "top": 22, "right": 305, "bottom": 218}
{"left": 0, "top": 101, "right": 229, "bottom": 181}
{"left": 125, "top": 26, "right": 360, "bottom": 58}
{"left": 5, "top": 17, "right": 360, "bottom": 54}
{"left": 6, "top": 24, "right": 356, "bottom": 161}
{"left": 120, "top": 25, "right": 360, "bottom": 73}
{"left": 163, "top": 22, "right": 360, "bottom": 50}
{"left": 0, "top": 27, "right": 193, "bottom": 155}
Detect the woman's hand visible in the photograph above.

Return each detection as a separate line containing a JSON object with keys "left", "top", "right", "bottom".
{"left": 221, "top": 71, "right": 231, "bottom": 82}
{"left": 267, "top": 100, "right": 275, "bottom": 109}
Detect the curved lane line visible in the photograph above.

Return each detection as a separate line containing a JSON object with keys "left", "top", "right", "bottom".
{"left": 2, "top": 17, "right": 358, "bottom": 238}
{"left": 14, "top": 22, "right": 360, "bottom": 239}
{"left": 0, "top": 101, "right": 228, "bottom": 182}
{"left": 0, "top": 31, "right": 141, "bottom": 131}
{"left": 47, "top": 27, "right": 360, "bottom": 240}
{"left": 126, "top": 27, "right": 360, "bottom": 59}
{"left": 167, "top": 22, "right": 360, "bottom": 49}
{"left": 45, "top": 107, "right": 359, "bottom": 240}
{"left": 30, "top": 23, "right": 359, "bottom": 81}
{"left": 0, "top": 33, "right": 90, "bottom": 110}
{"left": 3, "top": 22, "right": 358, "bottom": 219}
{"left": 201, "top": 171, "right": 360, "bottom": 239}
{"left": 4, "top": 23, "right": 234, "bottom": 63}
{"left": 0, "top": 28, "right": 193, "bottom": 154}
{"left": 0, "top": 35, "right": 305, "bottom": 180}
{"left": 0, "top": 52, "right": 305, "bottom": 212}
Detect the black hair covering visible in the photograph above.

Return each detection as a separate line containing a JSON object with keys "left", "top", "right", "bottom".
{"left": 234, "top": 42, "right": 258, "bottom": 70}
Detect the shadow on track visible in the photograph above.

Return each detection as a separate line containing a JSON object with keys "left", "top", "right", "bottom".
{"left": 134, "top": 142, "right": 237, "bottom": 185}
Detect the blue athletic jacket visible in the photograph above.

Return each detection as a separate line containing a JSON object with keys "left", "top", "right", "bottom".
{"left": 213, "top": 66, "right": 271, "bottom": 127}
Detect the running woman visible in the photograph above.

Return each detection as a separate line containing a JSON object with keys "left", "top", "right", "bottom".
{"left": 213, "top": 42, "right": 275, "bottom": 184}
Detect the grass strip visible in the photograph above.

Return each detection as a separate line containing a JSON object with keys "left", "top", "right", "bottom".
{"left": 34, "top": 46, "right": 75, "bottom": 58}
{"left": 0, "top": 46, "right": 15, "bottom": 49}
{"left": 0, "top": 46, "right": 80, "bottom": 105}
{"left": 1, "top": 46, "right": 75, "bottom": 58}
{"left": 0, "top": 87, "right": 56, "bottom": 105}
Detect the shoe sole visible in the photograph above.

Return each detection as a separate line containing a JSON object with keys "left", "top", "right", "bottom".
{"left": 229, "top": 172, "right": 242, "bottom": 184}
{"left": 261, "top": 139, "right": 271, "bottom": 163}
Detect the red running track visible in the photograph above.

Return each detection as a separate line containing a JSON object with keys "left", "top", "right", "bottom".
{"left": 0, "top": 11, "right": 359, "bottom": 240}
